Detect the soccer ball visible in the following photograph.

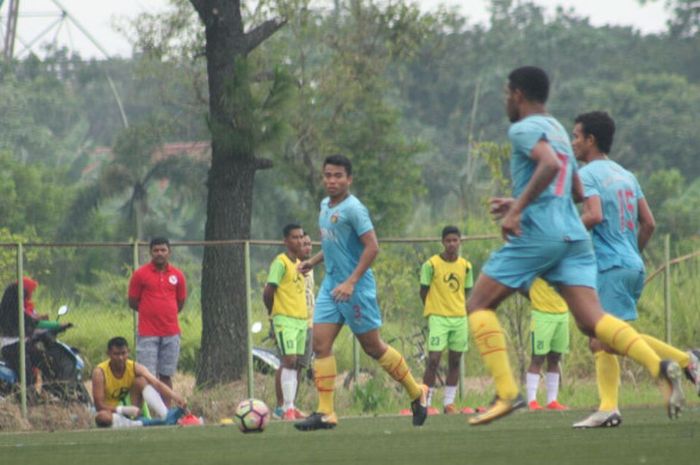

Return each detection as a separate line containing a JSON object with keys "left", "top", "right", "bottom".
{"left": 234, "top": 399, "right": 270, "bottom": 433}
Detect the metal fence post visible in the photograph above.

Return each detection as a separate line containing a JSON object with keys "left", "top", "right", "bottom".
{"left": 458, "top": 352, "right": 465, "bottom": 400}
{"left": 16, "top": 242, "right": 27, "bottom": 418}
{"left": 352, "top": 337, "right": 360, "bottom": 385}
{"left": 664, "top": 234, "right": 672, "bottom": 343}
{"left": 132, "top": 240, "right": 139, "bottom": 350}
{"left": 245, "top": 241, "right": 254, "bottom": 398}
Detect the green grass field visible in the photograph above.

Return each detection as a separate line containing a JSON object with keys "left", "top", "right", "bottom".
{"left": 2, "top": 407, "right": 699, "bottom": 465}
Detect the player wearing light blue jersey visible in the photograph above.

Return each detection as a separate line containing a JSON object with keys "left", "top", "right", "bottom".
{"left": 571, "top": 111, "right": 700, "bottom": 428}
{"left": 466, "top": 66, "right": 683, "bottom": 426}
{"left": 294, "top": 155, "right": 428, "bottom": 431}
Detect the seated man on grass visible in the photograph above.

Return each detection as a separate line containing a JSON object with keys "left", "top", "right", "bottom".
{"left": 92, "top": 336, "right": 187, "bottom": 428}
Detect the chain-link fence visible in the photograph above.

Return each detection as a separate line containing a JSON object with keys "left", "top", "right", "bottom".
{"left": 1, "top": 235, "right": 698, "bottom": 418}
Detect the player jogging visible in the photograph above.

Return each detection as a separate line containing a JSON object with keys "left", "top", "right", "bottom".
{"left": 466, "top": 66, "right": 684, "bottom": 426}
{"left": 263, "top": 224, "right": 308, "bottom": 421}
{"left": 525, "top": 278, "right": 569, "bottom": 411}
{"left": 570, "top": 111, "right": 700, "bottom": 428}
{"left": 419, "top": 225, "right": 473, "bottom": 415}
{"left": 294, "top": 155, "right": 428, "bottom": 431}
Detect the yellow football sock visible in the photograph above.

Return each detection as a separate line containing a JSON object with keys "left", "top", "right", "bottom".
{"left": 469, "top": 310, "right": 519, "bottom": 400}
{"left": 378, "top": 345, "right": 423, "bottom": 400}
{"left": 640, "top": 334, "right": 690, "bottom": 368}
{"left": 314, "top": 356, "right": 336, "bottom": 415}
{"left": 595, "top": 351, "right": 619, "bottom": 412}
{"left": 594, "top": 314, "right": 660, "bottom": 377}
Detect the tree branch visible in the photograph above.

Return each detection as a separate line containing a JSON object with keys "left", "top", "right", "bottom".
{"left": 245, "top": 17, "right": 287, "bottom": 53}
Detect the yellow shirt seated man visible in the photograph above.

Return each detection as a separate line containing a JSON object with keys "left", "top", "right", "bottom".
{"left": 92, "top": 336, "right": 187, "bottom": 428}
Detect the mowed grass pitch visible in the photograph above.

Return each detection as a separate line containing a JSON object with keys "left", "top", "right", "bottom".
{"left": 2, "top": 408, "right": 699, "bottom": 465}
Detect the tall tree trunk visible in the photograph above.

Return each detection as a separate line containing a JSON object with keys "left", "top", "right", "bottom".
{"left": 191, "top": 0, "right": 285, "bottom": 385}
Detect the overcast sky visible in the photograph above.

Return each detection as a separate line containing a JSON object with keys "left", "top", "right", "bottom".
{"left": 1, "top": 0, "right": 670, "bottom": 59}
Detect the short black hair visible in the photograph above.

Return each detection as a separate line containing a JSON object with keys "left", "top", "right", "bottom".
{"left": 323, "top": 154, "right": 352, "bottom": 176}
{"left": 442, "top": 225, "right": 461, "bottom": 239}
{"left": 574, "top": 111, "right": 616, "bottom": 154}
{"left": 107, "top": 336, "right": 129, "bottom": 351}
{"left": 283, "top": 223, "right": 303, "bottom": 238}
{"left": 508, "top": 66, "right": 550, "bottom": 103}
{"left": 149, "top": 237, "right": 170, "bottom": 249}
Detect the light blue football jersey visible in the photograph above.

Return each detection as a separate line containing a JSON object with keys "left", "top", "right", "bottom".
{"left": 319, "top": 194, "right": 375, "bottom": 287}
{"left": 579, "top": 159, "right": 645, "bottom": 272}
{"left": 508, "top": 115, "right": 588, "bottom": 241}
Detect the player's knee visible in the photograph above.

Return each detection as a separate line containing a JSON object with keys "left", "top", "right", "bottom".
{"left": 282, "top": 356, "right": 297, "bottom": 369}
{"left": 362, "top": 344, "right": 385, "bottom": 360}
{"left": 133, "top": 375, "right": 147, "bottom": 391}
{"left": 589, "top": 338, "right": 606, "bottom": 353}
{"left": 447, "top": 357, "right": 460, "bottom": 371}
{"left": 529, "top": 355, "right": 545, "bottom": 371}
{"left": 546, "top": 353, "right": 561, "bottom": 367}
{"left": 426, "top": 354, "right": 441, "bottom": 371}
{"left": 313, "top": 340, "right": 331, "bottom": 358}
{"left": 95, "top": 411, "right": 113, "bottom": 427}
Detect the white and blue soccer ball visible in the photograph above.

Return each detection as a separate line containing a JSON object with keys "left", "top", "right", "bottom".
{"left": 234, "top": 399, "right": 270, "bottom": 433}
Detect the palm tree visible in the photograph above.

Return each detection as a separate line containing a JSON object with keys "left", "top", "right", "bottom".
{"left": 63, "top": 118, "right": 208, "bottom": 242}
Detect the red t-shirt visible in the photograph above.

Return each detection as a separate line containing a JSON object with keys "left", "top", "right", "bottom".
{"left": 128, "top": 263, "right": 187, "bottom": 337}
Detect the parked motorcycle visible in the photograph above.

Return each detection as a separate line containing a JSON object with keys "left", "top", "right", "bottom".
{"left": 0, "top": 305, "right": 91, "bottom": 406}
{"left": 251, "top": 320, "right": 280, "bottom": 374}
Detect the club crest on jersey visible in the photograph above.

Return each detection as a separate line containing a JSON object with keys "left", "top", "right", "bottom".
{"left": 169, "top": 275, "right": 178, "bottom": 285}
{"left": 330, "top": 213, "right": 339, "bottom": 224}
{"left": 443, "top": 273, "right": 460, "bottom": 292}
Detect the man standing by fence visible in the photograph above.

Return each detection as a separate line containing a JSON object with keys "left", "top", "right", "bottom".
{"left": 419, "top": 225, "right": 473, "bottom": 415}
{"left": 128, "top": 237, "right": 187, "bottom": 395}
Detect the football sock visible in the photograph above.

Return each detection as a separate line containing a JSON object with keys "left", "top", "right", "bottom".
{"left": 426, "top": 387, "right": 435, "bottom": 406}
{"left": 443, "top": 385, "right": 457, "bottom": 406}
{"left": 378, "top": 345, "right": 423, "bottom": 400}
{"left": 526, "top": 373, "right": 539, "bottom": 403}
{"left": 111, "top": 413, "right": 143, "bottom": 428}
{"left": 142, "top": 384, "right": 168, "bottom": 419}
{"left": 594, "top": 314, "right": 660, "bottom": 377}
{"left": 314, "top": 356, "right": 336, "bottom": 414}
{"left": 595, "top": 351, "right": 619, "bottom": 411}
{"left": 545, "top": 372, "right": 559, "bottom": 404}
{"left": 640, "top": 334, "right": 691, "bottom": 369}
{"left": 281, "top": 368, "right": 298, "bottom": 410}
{"left": 469, "top": 310, "right": 519, "bottom": 400}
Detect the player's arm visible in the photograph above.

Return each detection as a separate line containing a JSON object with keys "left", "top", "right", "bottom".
{"left": 637, "top": 198, "right": 656, "bottom": 252}
{"left": 134, "top": 362, "right": 186, "bottom": 408}
{"left": 419, "top": 260, "right": 432, "bottom": 305}
{"left": 571, "top": 172, "right": 585, "bottom": 203}
{"left": 501, "top": 140, "right": 561, "bottom": 238}
{"left": 91, "top": 367, "right": 114, "bottom": 413}
{"left": 299, "top": 251, "right": 324, "bottom": 274}
{"left": 127, "top": 273, "right": 141, "bottom": 312}
{"left": 263, "top": 284, "right": 276, "bottom": 315}
{"left": 419, "top": 286, "right": 429, "bottom": 304}
{"left": 580, "top": 195, "right": 603, "bottom": 229}
{"left": 332, "top": 230, "right": 379, "bottom": 301}
{"left": 264, "top": 259, "right": 285, "bottom": 315}
{"left": 177, "top": 274, "right": 187, "bottom": 313}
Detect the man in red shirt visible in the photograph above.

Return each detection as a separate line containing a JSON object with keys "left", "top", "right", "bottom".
{"left": 128, "top": 237, "right": 187, "bottom": 392}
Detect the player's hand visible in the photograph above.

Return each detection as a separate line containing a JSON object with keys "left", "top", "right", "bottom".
{"left": 297, "top": 260, "right": 313, "bottom": 275}
{"left": 172, "top": 394, "right": 187, "bottom": 409}
{"left": 500, "top": 208, "right": 522, "bottom": 240}
{"left": 489, "top": 197, "right": 514, "bottom": 220}
{"left": 332, "top": 281, "right": 355, "bottom": 302}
